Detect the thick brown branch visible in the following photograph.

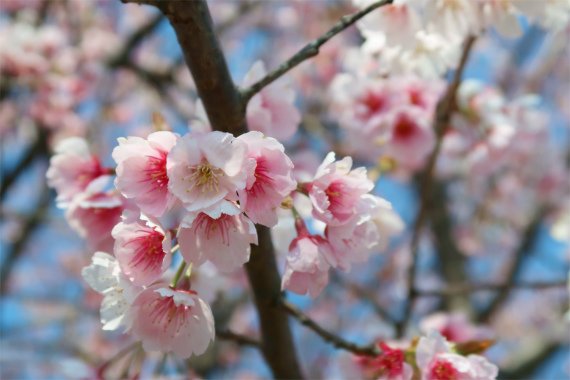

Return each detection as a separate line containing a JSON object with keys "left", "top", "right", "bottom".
{"left": 240, "top": 0, "right": 393, "bottom": 102}
{"left": 119, "top": 1, "right": 303, "bottom": 377}
{"left": 245, "top": 226, "right": 303, "bottom": 378}
{"left": 281, "top": 298, "right": 381, "bottom": 357}
{"left": 397, "top": 36, "right": 476, "bottom": 337}
{"left": 216, "top": 329, "right": 261, "bottom": 348}
{"left": 417, "top": 280, "right": 567, "bottom": 297}
{"left": 122, "top": 0, "right": 247, "bottom": 135}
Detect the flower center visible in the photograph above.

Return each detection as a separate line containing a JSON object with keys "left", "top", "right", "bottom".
{"left": 325, "top": 181, "right": 351, "bottom": 212}
{"left": 149, "top": 296, "right": 191, "bottom": 336}
{"left": 193, "top": 213, "right": 237, "bottom": 246}
{"left": 430, "top": 360, "right": 459, "bottom": 380}
{"left": 248, "top": 158, "right": 274, "bottom": 198}
{"left": 126, "top": 228, "right": 165, "bottom": 272}
{"left": 394, "top": 116, "right": 416, "bottom": 139}
{"left": 141, "top": 151, "right": 168, "bottom": 193}
{"left": 184, "top": 163, "right": 225, "bottom": 194}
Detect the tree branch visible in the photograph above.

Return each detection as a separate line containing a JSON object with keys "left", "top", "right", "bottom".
{"left": 1, "top": 129, "right": 48, "bottom": 200}
{"left": 498, "top": 343, "right": 563, "bottom": 379}
{"left": 122, "top": 0, "right": 247, "bottom": 135}
{"left": 477, "top": 210, "right": 545, "bottom": 323}
{"left": 216, "top": 329, "right": 261, "bottom": 348}
{"left": 107, "top": 13, "right": 165, "bottom": 68}
{"left": 118, "top": 1, "right": 303, "bottom": 378}
{"left": 417, "top": 280, "right": 567, "bottom": 297}
{"left": 280, "top": 298, "right": 381, "bottom": 357}
{"left": 239, "top": 0, "right": 394, "bottom": 102}
{"left": 397, "top": 36, "right": 476, "bottom": 337}
{"left": 1, "top": 185, "right": 51, "bottom": 295}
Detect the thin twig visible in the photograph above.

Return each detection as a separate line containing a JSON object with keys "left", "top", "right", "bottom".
{"left": 417, "top": 280, "right": 567, "bottom": 297}
{"left": 216, "top": 329, "right": 261, "bottom": 348}
{"left": 239, "top": 0, "right": 393, "bottom": 102}
{"left": 280, "top": 298, "right": 381, "bottom": 357}
{"left": 107, "top": 13, "right": 165, "bottom": 68}
{"left": 397, "top": 36, "right": 477, "bottom": 337}
{"left": 477, "top": 209, "right": 546, "bottom": 323}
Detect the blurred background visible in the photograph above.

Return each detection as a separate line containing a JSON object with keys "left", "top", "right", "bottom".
{"left": 0, "top": 1, "right": 569, "bottom": 379}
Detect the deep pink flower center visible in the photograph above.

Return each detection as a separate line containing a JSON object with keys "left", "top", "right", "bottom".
{"left": 325, "top": 181, "right": 351, "bottom": 212}
{"left": 358, "top": 344, "right": 405, "bottom": 378}
{"left": 359, "top": 91, "right": 387, "bottom": 118}
{"left": 77, "top": 155, "right": 106, "bottom": 186}
{"left": 148, "top": 295, "right": 191, "bottom": 334}
{"left": 126, "top": 228, "right": 165, "bottom": 272}
{"left": 393, "top": 115, "right": 417, "bottom": 140}
{"left": 248, "top": 157, "right": 274, "bottom": 198}
{"left": 141, "top": 151, "right": 168, "bottom": 193}
{"left": 194, "top": 213, "right": 237, "bottom": 246}
{"left": 430, "top": 360, "right": 459, "bottom": 380}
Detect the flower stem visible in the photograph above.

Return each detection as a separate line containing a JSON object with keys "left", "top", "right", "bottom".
{"left": 169, "top": 245, "right": 185, "bottom": 287}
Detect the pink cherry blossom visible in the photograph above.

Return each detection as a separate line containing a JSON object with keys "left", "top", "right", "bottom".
{"left": 424, "top": 0, "right": 480, "bottom": 43}
{"left": 326, "top": 215, "right": 379, "bottom": 272}
{"left": 65, "top": 175, "right": 128, "bottom": 252}
{"left": 366, "top": 194, "right": 406, "bottom": 251}
{"left": 46, "top": 137, "right": 109, "bottom": 204}
{"left": 355, "top": 342, "right": 413, "bottom": 380}
{"left": 177, "top": 201, "right": 257, "bottom": 273}
{"left": 281, "top": 218, "right": 333, "bottom": 299}
{"left": 129, "top": 284, "right": 215, "bottom": 358}
{"left": 308, "top": 152, "right": 374, "bottom": 226}
{"left": 81, "top": 251, "right": 142, "bottom": 332}
{"left": 416, "top": 330, "right": 498, "bottom": 380}
{"left": 384, "top": 107, "right": 436, "bottom": 170}
{"left": 237, "top": 131, "right": 297, "bottom": 227}
{"left": 243, "top": 60, "right": 301, "bottom": 141}
{"left": 166, "top": 131, "right": 248, "bottom": 212}
{"left": 420, "top": 312, "right": 494, "bottom": 344}
{"left": 112, "top": 210, "right": 172, "bottom": 286}
{"left": 356, "top": 0, "right": 422, "bottom": 49}
{"left": 113, "top": 131, "right": 178, "bottom": 217}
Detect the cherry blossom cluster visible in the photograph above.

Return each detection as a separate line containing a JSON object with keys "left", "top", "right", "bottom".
{"left": 339, "top": 313, "right": 497, "bottom": 380}
{"left": 437, "top": 80, "right": 569, "bottom": 255}
{"left": 329, "top": 74, "right": 444, "bottom": 172}
{"left": 47, "top": 125, "right": 306, "bottom": 357}
{"left": 281, "top": 152, "right": 405, "bottom": 299}
{"left": 354, "top": 0, "right": 570, "bottom": 78}
{"left": 0, "top": 6, "right": 125, "bottom": 142}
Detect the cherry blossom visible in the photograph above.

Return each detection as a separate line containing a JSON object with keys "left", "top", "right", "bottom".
{"left": 384, "top": 107, "right": 436, "bottom": 170}
{"left": 420, "top": 312, "right": 494, "bottom": 343}
{"left": 112, "top": 210, "right": 172, "bottom": 286}
{"left": 356, "top": 342, "right": 413, "bottom": 380}
{"left": 281, "top": 218, "right": 334, "bottom": 299}
{"left": 237, "top": 131, "right": 297, "bottom": 227}
{"left": 81, "top": 252, "right": 142, "bottom": 332}
{"left": 113, "top": 131, "right": 179, "bottom": 217}
{"left": 424, "top": 0, "right": 480, "bottom": 43}
{"left": 243, "top": 60, "right": 301, "bottom": 141}
{"left": 129, "top": 284, "right": 215, "bottom": 358}
{"left": 357, "top": 0, "right": 422, "bottom": 49}
{"left": 177, "top": 201, "right": 257, "bottom": 273}
{"left": 416, "top": 330, "right": 498, "bottom": 380}
{"left": 65, "top": 175, "right": 128, "bottom": 252}
{"left": 46, "top": 137, "right": 109, "bottom": 204}
{"left": 167, "top": 131, "right": 248, "bottom": 212}
{"left": 308, "top": 152, "right": 374, "bottom": 226}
